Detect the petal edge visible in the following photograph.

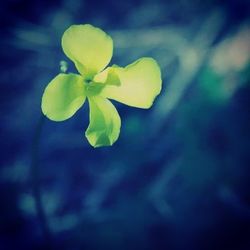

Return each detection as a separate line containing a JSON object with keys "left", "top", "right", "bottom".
{"left": 41, "top": 73, "right": 86, "bottom": 121}
{"left": 61, "top": 24, "right": 113, "bottom": 78}
{"left": 100, "top": 57, "right": 162, "bottom": 109}
{"left": 85, "top": 96, "right": 121, "bottom": 147}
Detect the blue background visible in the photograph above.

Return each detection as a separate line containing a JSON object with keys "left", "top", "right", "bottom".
{"left": 1, "top": 0, "right": 250, "bottom": 249}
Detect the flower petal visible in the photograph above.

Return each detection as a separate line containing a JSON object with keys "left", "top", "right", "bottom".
{"left": 94, "top": 67, "right": 121, "bottom": 86}
{"left": 41, "top": 73, "right": 86, "bottom": 121}
{"left": 100, "top": 57, "right": 162, "bottom": 108}
{"left": 85, "top": 96, "right": 121, "bottom": 147}
{"left": 62, "top": 24, "right": 113, "bottom": 78}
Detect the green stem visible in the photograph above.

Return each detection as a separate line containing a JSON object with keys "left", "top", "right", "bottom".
{"left": 31, "top": 114, "right": 53, "bottom": 248}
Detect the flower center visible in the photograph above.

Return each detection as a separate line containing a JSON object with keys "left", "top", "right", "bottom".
{"left": 85, "top": 80, "right": 104, "bottom": 97}
{"left": 85, "top": 78, "right": 92, "bottom": 84}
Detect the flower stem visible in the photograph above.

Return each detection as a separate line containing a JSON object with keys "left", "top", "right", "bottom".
{"left": 31, "top": 114, "right": 53, "bottom": 249}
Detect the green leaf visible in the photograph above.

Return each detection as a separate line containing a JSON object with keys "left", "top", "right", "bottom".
{"left": 85, "top": 96, "right": 121, "bottom": 147}
{"left": 61, "top": 24, "right": 113, "bottom": 78}
{"left": 41, "top": 73, "right": 86, "bottom": 121}
{"left": 100, "top": 57, "right": 162, "bottom": 108}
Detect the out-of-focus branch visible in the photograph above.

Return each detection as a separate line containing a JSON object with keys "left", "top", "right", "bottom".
{"left": 150, "top": 10, "right": 225, "bottom": 132}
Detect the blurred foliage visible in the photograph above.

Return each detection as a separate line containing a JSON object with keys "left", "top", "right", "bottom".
{"left": 0, "top": 0, "right": 250, "bottom": 250}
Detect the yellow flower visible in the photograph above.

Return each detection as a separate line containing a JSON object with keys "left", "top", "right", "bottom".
{"left": 41, "top": 24, "right": 162, "bottom": 147}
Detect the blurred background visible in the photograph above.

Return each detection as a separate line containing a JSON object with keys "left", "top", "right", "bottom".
{"left": 1, "top": 0, "right": 250, "bottom": 249}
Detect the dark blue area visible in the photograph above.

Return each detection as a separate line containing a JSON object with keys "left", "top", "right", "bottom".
{"left": 1, "top": 0, "right": 250, "bottom": 249}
